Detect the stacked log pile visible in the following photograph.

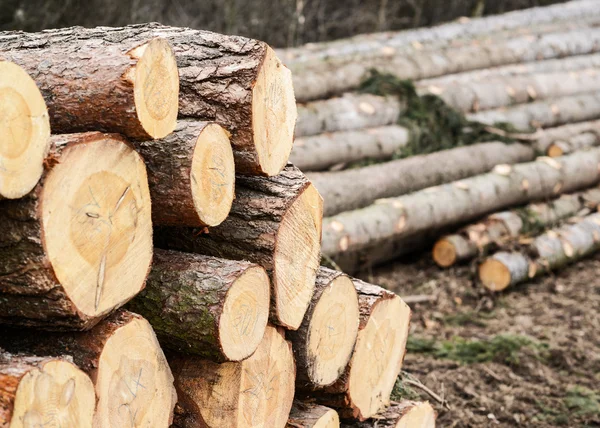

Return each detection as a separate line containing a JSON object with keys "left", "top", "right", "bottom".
{"left": 0, "top": 24, "right": 432, "bottom": 428}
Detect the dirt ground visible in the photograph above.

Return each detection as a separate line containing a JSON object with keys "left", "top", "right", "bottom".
{"left": 362, "top": 250, "right": 600, "bottom": 427}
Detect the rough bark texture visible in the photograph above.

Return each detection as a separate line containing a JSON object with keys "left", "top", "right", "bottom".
{"left": 479, "top": 212, "right": 600, "bottom": 291}
{"left": 468, "top": 91, "right": 600, "bottom": 131}
{"left": 287, "top": 401, "right": 340, "bottom": 428}
{"left": 128, "top": 248, "right": 269, "bottom": 362}
{"left": 421, "top": 69, "right": 600, "bottom": 113}
{"left": 290, "top": 27, "right": 600, "bottom": 101}
{"left": 322, "top": 149, "right": 600, "bottom": 271}
{"left": 312, "top": 280, "right": 411, "bottom": 421}
{"left": 0, "top": 28, "right": 178, "bottom": 140}
{"left": 310, "top": 142, "right": 535, "bottom": 216}
{"left": 0, "top": 132, "right": 151, "bottom": 330}
{"left": 290, "top": 126, "right": 410, "bottom": 172}
{"left": 288, "top": 267, "right": 359, "bottom": 389}
{"left": 295, "top": 93, "right": 403, "bottom": 137}
{"left": 341, "top": 401, "right": 436, "bottom": 427}
{"left": 132, "top": 119, "right": 234, "bottom": 226}
{"left": 434, "top": 187, "right": 600, "bottom": 267}
{"left": 156, "top": 164, "right": 323, "bottom": 330}
{"left": 533, "top": 120, "right": 600, "bottom": 155}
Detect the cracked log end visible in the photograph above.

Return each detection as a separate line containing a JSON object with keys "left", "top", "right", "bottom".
{"left": 131, "top": 38, "right": 179, "bottom": 139}
{"left": 219, "top": 265, "right": 271, "bottom": 361}
{"left": 396, "top": 402, "right": 436, "bottom": 428}
{"left": 0, "top": 61, "right": 50, "bottom": 199}
{"left": 306, "top": 275, "right": 359, "bottom": 387}
{"left": 432, "top": 238, "right": 458, "bottom": 267}
{"left": 43, "top": 133, "right": 152, "bottom": 319}
{"left": 252, "top": 47, "right": 297, "bottom": 176}
{"left": 348, "top": 295, "right": 411, "bottom": 420}
{"left": 191, "top": 123, "right": 235, "bottom": 227}
{"left": 94, "top": 315, "right": 176, "bottom": 428}
{"left": 2, "top": 356, "right": 95, "bottom": 428}
{"left": 478, "top": 258, "right": 512, "bottom": 291}
{"left": 274, "top": 183, "right": 323, "bottom": 329}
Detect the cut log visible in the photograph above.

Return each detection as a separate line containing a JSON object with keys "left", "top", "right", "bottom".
{"left": 295, "top": 93, "right": 403, "bottom": 138}
{"left": 314, "top": 280, "right": 411, "bottom": 421}
{"left": 433, "top": 187, "right": 600, "bottom": 267}
{"left": 290, "top": 126, "right": 410, "bottom": 172}
{"left": 287, "top": 401, "right": 340, "bottom": 428}
{"left": 0, "top": 310, "right": 177, "bottom": 428}
{"left": 290, "top": 27, "right": 600, "bottom": 101}
{"left": 422, "top": 69, "right": 600, "bottom": 113}
{"left": 0, "top": 132, "right": 152, "bottom": 330}
{"left": 0, "top": 352, "right": 95, "bottom": 428}
{"left": 288, "top": 267, "right": 359, "bottom": 389}
{"left": 418, "top": 53, "right": 600, "bottom": 88}
{"left": 533, "top": 120, "right": 600, "bottom": 156}
{"left": 322, "top": 149, "right": 600, "bottom": 271}
{"left": 133, "top": 120, "right": 235, "bottom": 226}
{"left": 310, "top": 142, "right": 535, "bottom": 217}
{"left": 0, "top": 32, "right": 179, "bottom": 140}
{"left": 342, "top": 401, "right": 436, "bottom": 428}
{"left": 467, "top": 92, "right": 600, "bottom": 131}
{"left": 0, "top": 61, "right": 50, "bottom": 200}
{"left": 170, "top": 325, "right": 295, "bottom": 428}
{"left": 479, "top": 212, "right": 600, "bottom": 291}
{"left": 157, "top": 164, "right": 323, "bottom": 330}
{"left": 128, "top": 248, "right": 270, "bottom": 362}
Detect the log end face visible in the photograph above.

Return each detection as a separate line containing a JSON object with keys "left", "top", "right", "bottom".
{"left": 547, "top": 143, "right": 564, "bottom": 158}
{"left": 348, "top": 295, "right": 411, "bottom": 420}
{"left": 432, "top": 238, "right": 457, "bottom": 267}
{"left": 274, "top": 183, "right": 323, "bottom": 329}
{"left": 42, "top": 134, "right": 153, "bottom": 321}
{"left": 396, "top": 402, "right": 436, "bottom": 428}
{"left": 10, "top": 359, "right": 95, "bottom": 428}
{"left": 191, "top": 123, "right": 235, "bottom": 227}
{"left": 219, "top": 265, "right": 270, "bottom": 362}
{"left": 95, "top": 315, "right": 177, "bottom": 428}
{"left": 0, "top": 61, "right": 50, "bottom": 199}
{"left": 133, "top": 38, "right": 179, "bottom": 139}
{"left": 314, "top": 409, "right": 340, "bottom": 428}
{"left": 307, "top": 275, "right": 359, "bottom": 387}
{"left": 479, "top": 258, "right": 511, "bottom": 291}
{"left": 252, "top": 47, "right": 297, "bottom": 176}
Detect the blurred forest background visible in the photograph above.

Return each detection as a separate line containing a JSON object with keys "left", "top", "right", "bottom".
{"left": 0, "top": 0, "right": 565, "bottom": 47}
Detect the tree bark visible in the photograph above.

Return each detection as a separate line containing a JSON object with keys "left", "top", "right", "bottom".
{"left": 322, "top": 149, "right": 600, "bottom": 271}
{"left": 312, "top": 280, "right": 411, "bottom": 421}
{"left": 0, "top": 61, "right": 50, "bottom": 200}
{"left": 156, "top": 164, "right": 323, "bottom": 330}
{"left": 310, "top": 142, "right": 535, "bottom": 217}
{"left": 287, "top": 401, "right": 340, "bottom": 428}
{"left": 433, "top": 187, "right": 600, "bottom": 267}
{"left": 0, "top": 29, "right": 179, "bottom": 140}
{"left": 479, "top": 212, "right": 600, "bottom": 291}
{"left": 0, "top": 310, "right": 178, "bottom": 428}
{"left": 128, "top": 248, "right": 270, "bottom": 362}
{"left": 341, "top": 401, "right": 436, "bottom": 427}
{"left": 0, "top": 352, "right": 95, "bottom": 428}
{"left": 290, "top": 125, "right": 410, "bottom": 172}
{"left": 533, "top": 120, "right": 600, "bottom": 156}
{"left": 295, "top": 93, "right": 403, "bottom": 137}
{"left": 132, "top": 120, "right": 235, "bottom": 227}
{"left": 421, "top": 69, "right": 600, "bottom": 113}
{"left": 0, "top": 132, "right": 153, "bottom": 330}
{"left": 288, "top": 267, "right": 359, "bottom": 389}
{"left": 467, "top": 91, "right": 600, "bottom": 131}
{"left": 170, "top": 325, "right": 295, "bottom": 428}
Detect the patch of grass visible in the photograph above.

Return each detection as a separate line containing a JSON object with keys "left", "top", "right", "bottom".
{"left": 390, "top": 374, "right": 421, "bottom": 401}
{"left": 565, "top": 386, "right": 600, "bottom": 419}
{"left": 534, "top": 400, "right": 569, "bottom": 426}
{"left": 407, "top": 334, "right": 549, "bottom": 366}
{"left": 443, "top": 310, "right": 495, "bottom": 327}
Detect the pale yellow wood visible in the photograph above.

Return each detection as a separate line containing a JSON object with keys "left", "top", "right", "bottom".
{"left": 252, "top": 47, "right": 297, "bottom": 176}
{"left": 191, "top": 123, "right": 235, "bottom": 226}
{"left": 10, "top": 360, "right": 95, "bottom": 428}
{"left": 94, "top": 317, "right": 177, "bottom": 428}
{"left": 314, "top": 409, "right": 340, "bottom": 428}
{"left": 396, "top": 402, "right": 436, "bottom": 428}
{"left": 478, "top": 258, "right": 512, "bottom": 291}
{"left": 432, "top": 238, "right": 457, "bottom": 267}
{"left": 0, "top": 61, "right": 50, "bottom": 199}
